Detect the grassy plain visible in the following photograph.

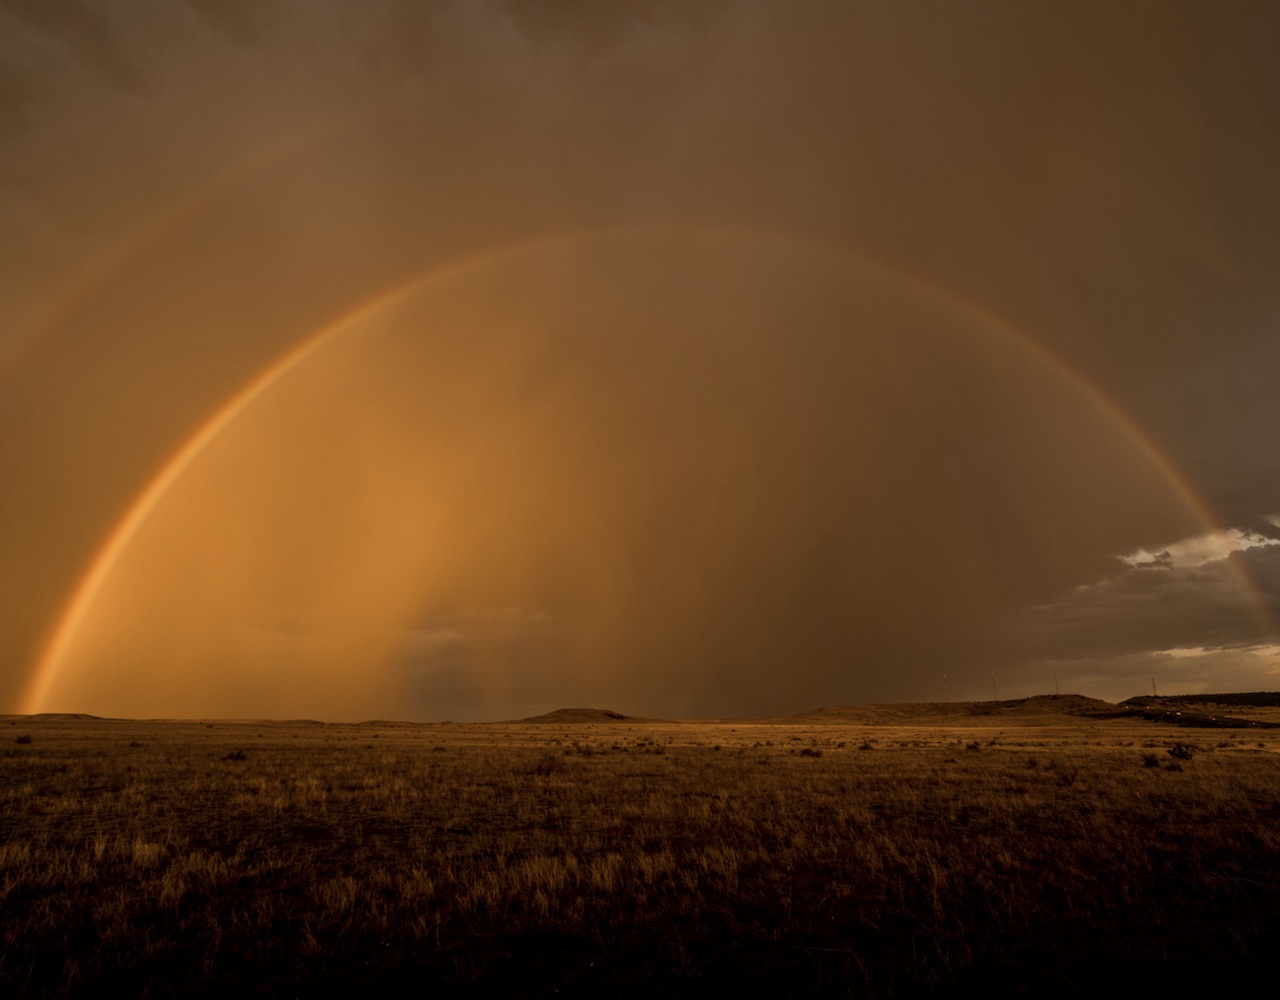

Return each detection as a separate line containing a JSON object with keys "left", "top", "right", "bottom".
{"left": 3, "top": 697, "right": 1280, "bottom": 997}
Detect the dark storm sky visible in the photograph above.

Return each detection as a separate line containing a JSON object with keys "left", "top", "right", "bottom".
{"left": 2, "top": 1, "right": 1278, "bottom": 719}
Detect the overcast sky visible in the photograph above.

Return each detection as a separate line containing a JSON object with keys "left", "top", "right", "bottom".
{"left": 2, "top": 1, "right": 1278, "bottom": 720}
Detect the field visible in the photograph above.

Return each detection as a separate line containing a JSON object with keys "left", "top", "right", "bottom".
{"left": 4, "top": 696, "right": 1280, "bottom": 997}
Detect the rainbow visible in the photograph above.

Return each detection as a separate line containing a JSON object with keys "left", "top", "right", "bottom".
{"left": 19, "top": 224, "right": 1269, "bottom": 712}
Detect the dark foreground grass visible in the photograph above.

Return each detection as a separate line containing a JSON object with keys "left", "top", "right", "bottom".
{"left": 3, "top": 715, "right": 1280, "bottom": 997}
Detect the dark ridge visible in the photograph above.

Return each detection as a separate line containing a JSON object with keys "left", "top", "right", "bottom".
{"left": 786, "top": 694, "right": 1122, "bottom": 723}
{"left": 518, "top": 708, "right": 636, "bottom": 724}
{"left": 1120, "top": 691, "right": 1280, "bottom": 708}
{"left": 1118, "top": 696, "right": 1280, "bottom": 729}
{"left": 355, "top": 720, "right": 429, "bottom": 727}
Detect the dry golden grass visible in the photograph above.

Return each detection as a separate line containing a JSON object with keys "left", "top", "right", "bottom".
{"left": 3, "top": 706, "right": 1280, "bottom": 997}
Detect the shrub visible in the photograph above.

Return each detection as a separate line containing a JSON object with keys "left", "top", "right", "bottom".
{"left": 531, "top": 753, "right": 563, "bottom": 776}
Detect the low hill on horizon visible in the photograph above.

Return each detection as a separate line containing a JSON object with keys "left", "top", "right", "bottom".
{"left": 516, "top": 707, "right": 651, "bottom": 724}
